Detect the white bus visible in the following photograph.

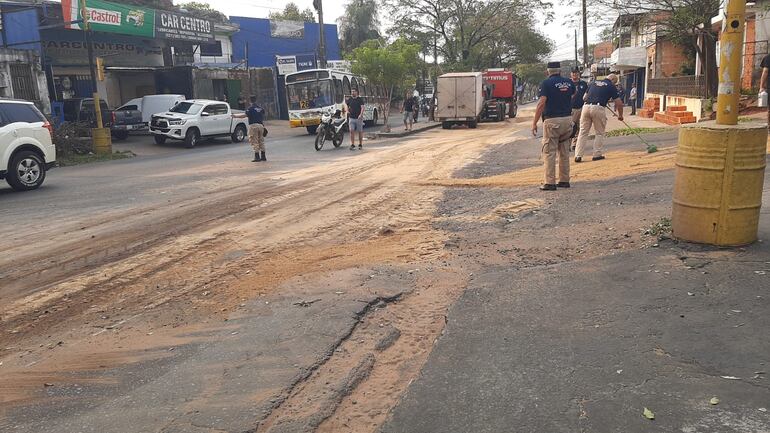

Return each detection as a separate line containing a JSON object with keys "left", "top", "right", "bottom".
{"left": 285, "top": 69, "right": 387, "bottom": 134}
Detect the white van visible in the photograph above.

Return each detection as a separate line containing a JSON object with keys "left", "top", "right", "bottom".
{"left": 117, "top": 94, "right": 186, "bottom": 125}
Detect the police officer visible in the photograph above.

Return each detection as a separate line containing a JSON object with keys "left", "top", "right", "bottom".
{"left": 570, "top": 68, "right": 588, "bottom": 150}
{"left": 246, "top": 96, "right": 267, "bottom": 162}
{"left": 532, "top": 61, "right": 575, "bottom": 191}
{"left": 574, "top": 73, "right": 624, "bottom": 162}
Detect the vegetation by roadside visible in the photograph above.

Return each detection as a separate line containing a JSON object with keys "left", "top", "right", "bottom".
{"left": 57, "top": 150, "right": 135, "bottom": 167}
{"left": 606, "top": 127, "right": 668, "bottom": 137}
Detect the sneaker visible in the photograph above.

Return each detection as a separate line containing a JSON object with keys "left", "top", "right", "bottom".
{"left": 539, "top": 184, "right": 557, "bottom": 191}
{"left": 592, "top": 155, "right": 606, "bottom": 161}
{"left": 358, "top": 144, "right": 363, "bottom": 150}
{"left": 557, "top": 182, "right": 571, "bottom": 188}
{"left": 574, "top": 157, "right": 582, "bottom": 163}
{"left": 350, "top": 145, "right": 356, "bottom": 150}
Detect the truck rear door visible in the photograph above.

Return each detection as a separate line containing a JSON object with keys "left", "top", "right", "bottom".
{"left": 455, "top": 76, "right": 478, "bottom": 119}
{"left": 436, "top": 77, "right": 456, "bottom": 119}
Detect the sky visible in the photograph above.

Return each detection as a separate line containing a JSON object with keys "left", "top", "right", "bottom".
{"left": 174, "top": 0, "right": 608, "bottom": 62}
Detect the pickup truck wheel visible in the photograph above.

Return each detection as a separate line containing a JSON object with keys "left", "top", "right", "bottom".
{"left": 112, "top": 130, "right": 129, "bottom": 140}
{"left": 6, "top": 150, "right": 46, "bottom": 191}
{"left": 231, "top": 124, "right": 247, "bottom": 143}
{"left": 154, "top": 135, "right": 167, "bottom": 145}
{"left": 185, "top": 129, "right": 199, "bottom": 148}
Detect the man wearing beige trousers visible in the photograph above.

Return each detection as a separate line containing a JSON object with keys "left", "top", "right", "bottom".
{"left": 574, "top": 73, "right": 624, "bottom": 162}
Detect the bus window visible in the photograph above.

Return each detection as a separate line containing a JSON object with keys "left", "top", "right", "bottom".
{"left": 334, "top": 78, "right": 343, "bottom": 104}
{"left": 360, "top": 81, "right": 367, "bottom": 102}
{"left": 343, "top": 76, "right": 351, "bottom": 96}
{"left": 350, "top": 77, "right": 358, "bottom": 93}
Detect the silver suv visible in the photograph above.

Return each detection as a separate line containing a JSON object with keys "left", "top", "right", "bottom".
{"left": 0, "top": 99, "right": 56, "bottom": 191}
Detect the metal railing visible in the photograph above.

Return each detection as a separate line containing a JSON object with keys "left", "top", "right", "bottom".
{"left": 647, "top": 75, "right": 707, "bottom": 98}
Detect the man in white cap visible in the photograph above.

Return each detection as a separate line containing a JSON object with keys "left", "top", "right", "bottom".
{"left": 574, "top": 73, "right": 624, "bottom": 162}
{"left": 532, "top": 61, "right": 576, "bottom": 191}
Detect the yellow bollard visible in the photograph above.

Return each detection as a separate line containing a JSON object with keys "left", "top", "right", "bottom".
{"left": 673, "top": 123, "right": 766, "bottom": 246}
{"left": 672, "top": 0, "right": 767, "bottom": 246}
{"left": 92, "top": 127, "right": 112, "bottom": 155}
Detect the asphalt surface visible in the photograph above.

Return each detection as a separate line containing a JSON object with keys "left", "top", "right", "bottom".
{"left": 381, "top": 127, "right": 770, "bottom": 432}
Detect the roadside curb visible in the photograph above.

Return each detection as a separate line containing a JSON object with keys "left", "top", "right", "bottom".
{"left": 374, "top": 122, "right": 442, "bottom": 139}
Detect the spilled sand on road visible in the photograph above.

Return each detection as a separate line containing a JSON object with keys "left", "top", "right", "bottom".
{"left": 424, "top": 146, "right": 677, "bottom": 188}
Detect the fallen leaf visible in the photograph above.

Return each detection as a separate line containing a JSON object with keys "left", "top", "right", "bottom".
{"left": 643, "top": 407, "right": 655, "bottom": 420}
{"left": 710, "top": 397, "right": 720, "bottom": 405}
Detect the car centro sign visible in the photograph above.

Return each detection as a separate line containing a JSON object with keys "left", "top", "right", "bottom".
{"left": 62, "top": 0, "right": 213, "bottom": 43}
{"left": 156, "top": 11, "right": 214, "bottom": 43}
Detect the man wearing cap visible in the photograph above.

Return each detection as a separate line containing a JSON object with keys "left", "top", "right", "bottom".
{"left": 574, "top": 73, "right": 624, "bottom": 162}
{"left": 570, "top": 68, "right": 589, "bottom": 150}
{"left": 532, "top": 61, "right": 575, "bottom": 191}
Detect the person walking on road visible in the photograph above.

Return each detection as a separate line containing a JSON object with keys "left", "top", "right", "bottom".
{"left": 531, "top": 61, "right": 575, "bottom": 191}
{"left": 401, "top": 91, "right": 416, "bottom": 131}
{"left": 246, "top": 96, "right": 267, "bottom": 162}
{"left": 570, "top": 68, "right": 588, "bottom": 151}
{"left": 629, "top": 84, "right": 637, "bottom": 116}
{"left": 344, "top": 87, "right": 365, "bottom": 150}
{"left": 574, "top": 74, "right": 624, "bottom": 163}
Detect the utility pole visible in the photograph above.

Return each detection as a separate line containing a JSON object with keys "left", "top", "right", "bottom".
{"left": 574, "top": 29, "right": 579, "bottom": 69}
{"left": 79, "top": 0, "right": 110, "bottom": 152}
{"left": 245, "top": 41, "right": 252, "bottom": 98}
{"left": 582, "top": 0, "right": 588, "bottom": 68}
{"left": 314, "top": 0, "right": 326, "bottom": 68}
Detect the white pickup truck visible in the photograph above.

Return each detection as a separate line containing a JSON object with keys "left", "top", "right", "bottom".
{"left": 149, "top": 99, "right": 248, "bottom": 148}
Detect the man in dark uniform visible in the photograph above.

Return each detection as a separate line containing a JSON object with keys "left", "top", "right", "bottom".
{"left": 570, "top": 68, "right": 588, "bottom": 150}
{"left": 575, "top": 73, "right": 624, "bottom": 162}
{"left": 246, "top": 96, "right": 266, "bottom": 162}
{"left": 532, "top": 61, "right": 575, "bottom": 191}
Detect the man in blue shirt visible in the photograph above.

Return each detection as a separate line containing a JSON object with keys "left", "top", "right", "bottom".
{"left": 532, "top": 61, "right": 576, "bottom": 191}
{"left": 575, "top": 73, "right": 624, "bottom": 162}
{"left": 246, "top": 96, "right": 267, "bottom": 162}
{"left": 570, "top": 68, "right": 588, "bottom": 150}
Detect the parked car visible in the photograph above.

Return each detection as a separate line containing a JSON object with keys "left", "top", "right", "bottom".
{"left": 62, "top": 98, "right": 113, "bottom": 129}
{"left": 149, "top": 99, "right": 248, "bottom": 148}
{"left": 111, "top": 105, "right": 143, "bottom": 140}
{"left": 0, "top": 99, "right": 56, "bottom": 191}
{"left": 117, "top": 94, "right": 186, "bottom": 125}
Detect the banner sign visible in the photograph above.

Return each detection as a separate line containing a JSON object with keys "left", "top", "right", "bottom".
{"left": 276, "top": 55, "right": 297, "bottom": 75}
{"left": 41, "top": 29, "right": 164, "bottom": 67}
{"left": 270, "top": 20, "right": 304, "bottom": 39}
{"left": 155, "top": 10, "right": 214, "bottom": 43}
{"left": 62, "top": 0, "right": 213, "bottom": 43}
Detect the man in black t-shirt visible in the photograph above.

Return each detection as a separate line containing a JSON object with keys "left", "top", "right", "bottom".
{"left": 760, "top": 54, "right": 770, "bottom": 130}
{"left": 401, "top": 91, "right": 416, "bottom": 131}
{"left": 344, "top": 87, "right": 365, "bottom": 150}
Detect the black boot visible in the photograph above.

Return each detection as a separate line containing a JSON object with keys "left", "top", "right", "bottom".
{"left": 252, "top": 152, "right": 261, "bottom": 162}
{"left": 260, "top": 151, "right": 266, "bottom": 162}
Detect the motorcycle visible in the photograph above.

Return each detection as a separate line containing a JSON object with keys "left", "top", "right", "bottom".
{"left": 315, "top": 109, "right": 347, "bottom": 151}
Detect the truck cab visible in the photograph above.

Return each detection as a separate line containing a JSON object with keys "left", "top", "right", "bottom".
{"left": 149, "top": 99, "right": 248, "bottom": 148}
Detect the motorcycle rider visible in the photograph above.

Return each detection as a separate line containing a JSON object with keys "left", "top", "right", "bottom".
{"left": 246, "top": 96, "right": 266, "bottom": 162}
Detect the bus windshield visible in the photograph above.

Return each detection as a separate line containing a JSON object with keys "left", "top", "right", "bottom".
{"left": 287, "top": 80, "right": 333, "bottom": 110}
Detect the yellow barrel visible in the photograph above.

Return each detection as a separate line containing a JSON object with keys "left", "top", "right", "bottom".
{"left": 91, "top": 128, "right": 112, "bottom": 155}
{"left": 672, "top": 122, "right": 767, "bottom": 246}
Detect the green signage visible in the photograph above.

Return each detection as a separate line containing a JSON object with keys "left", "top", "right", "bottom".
{"left": 63, "top": 0, "right": 156, "bottom": 38}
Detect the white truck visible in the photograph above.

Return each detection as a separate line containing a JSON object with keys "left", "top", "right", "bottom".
{"left": 435, "top": 72, "right": 485, "bottom": 129}
{"left": 149, "top": 99, "right": 249, "bottom": 148}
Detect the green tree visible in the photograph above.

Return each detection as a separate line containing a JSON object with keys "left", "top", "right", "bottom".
{"left": 384, "top": 0, "right": 551, "bottom": 69}
{"left": 348, "top": 39, "right": 421, "bottom": 130}
{"left": 177, "top": 2, "right": 228, "bottom": 22}
{"left": 269, "top": 2, "right": 317, "bottom": 23}
{"left": 515, "top": 63, "right": 546, "bottom": 102}
{"left": 337, "top": 0, "right": 381, "bottom": 54}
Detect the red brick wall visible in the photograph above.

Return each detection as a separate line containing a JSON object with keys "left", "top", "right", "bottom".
{"left": 742, "top": 17, "right": 757, "bottom": 90}
{"left": 593, "top": 41, "right": 613, "bottom": 61}
{"left": 658, "top": 40, "right": 690, "bottom": 77}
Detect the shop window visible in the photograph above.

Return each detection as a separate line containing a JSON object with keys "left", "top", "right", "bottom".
{"left": 200, "top": 40, "right": 223, "bottom": 57}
